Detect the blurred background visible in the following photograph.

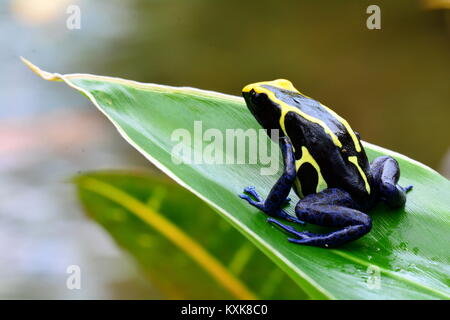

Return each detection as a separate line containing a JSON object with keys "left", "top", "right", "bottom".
{"left": 0, "top": 0, "right": 449, "bottom": 299}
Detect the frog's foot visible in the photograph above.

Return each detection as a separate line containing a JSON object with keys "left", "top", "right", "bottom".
{"left": 241, "top": 186, "right": 290, "bottom": 205}
{"left": 242, "top": 186, "right": 263, "bottom": 202}
{"left": 267, "top": 218, "right": 312, "bottom": 238}
{"left": 239, "top": 193, "right": 264, "bottom": 210}
{"left": 239, "top": 187, "right": 304, "bottom": 225}
{"left": 370, "top": 156, "right": 412, "bottom": 208}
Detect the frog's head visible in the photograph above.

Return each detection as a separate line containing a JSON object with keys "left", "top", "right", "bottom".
{"left": 242, "top": 79, "right": 297, "bottom": 137}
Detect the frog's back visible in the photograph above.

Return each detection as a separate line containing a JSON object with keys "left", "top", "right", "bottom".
{"left": 264, "top": 85, "right": 372, "bottom": 201}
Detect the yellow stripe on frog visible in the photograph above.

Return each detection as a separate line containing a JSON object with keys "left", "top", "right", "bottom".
{"left": 242, "top": 79, "right": 299, "bottom": 93}
{"left": 295, "top": 146, "right": 328, "bottom": 195}
{"left": 243, "top": 79, "right": 362, "bottom": 153}
{"left": 243, "top": 83, "right": 344, "bottom": 149}
{"left": 348, "top": 156, "right": 371, "bottom": 194}
{"left": 320, "top": 104, "right": 362, "bottom": 152}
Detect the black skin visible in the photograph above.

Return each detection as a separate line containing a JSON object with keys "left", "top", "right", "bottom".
{"left": 239, "top": 85, "right": 412, "bottom": 248}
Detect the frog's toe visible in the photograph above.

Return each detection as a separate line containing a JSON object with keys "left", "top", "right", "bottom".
{"left": 243, "top": 186, "right": 263, "bottom": 202}
{"left": 288, "top": 215, "right": 305, "bottom": 225}
{"left": 239, "top": 193, "right": 252, "bottom": 202}
{"left": 288, "top": 238, "right": 315, "bottom": 245}
{"left": 239, "top": 193, "right": 263, "bottom": 209}
{"left": 267, "top": 218, "right": 296, "bottom": 232}
{"left": 244, "top": 186, "right": 256, "bottom": 193}
{"left": 278, "top": 210, "right": 305, "bottom": 224}
{"left": 267, "top": 218, "right": 307, "bottom": 237}
{"left": 287, "top": 237, "right": 338, "bottom": 248}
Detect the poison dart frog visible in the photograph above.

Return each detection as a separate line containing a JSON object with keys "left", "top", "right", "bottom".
{"left": 239, "top": 79, "right": 412, "bottom": 248}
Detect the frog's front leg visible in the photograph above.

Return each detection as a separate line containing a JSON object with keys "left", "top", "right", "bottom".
{"left": 370, "top": 156, "right": 412, "bottom": 208}
{"left": 268, "top": 188, "right": 372, "bottom": 248}
{"left": 239, "top": 136, "right": 304, "bottom": 224}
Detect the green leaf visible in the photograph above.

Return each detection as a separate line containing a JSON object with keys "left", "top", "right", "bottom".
{"left": 24, "top": 58, "right": 450, "bottom": 299}
{"left": 75, "top": 171, "right": 306, "bottom": 299}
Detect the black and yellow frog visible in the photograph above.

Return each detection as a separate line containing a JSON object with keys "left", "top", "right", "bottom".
{"left": 239, "top": 79, "right": 412, "bottom": 248}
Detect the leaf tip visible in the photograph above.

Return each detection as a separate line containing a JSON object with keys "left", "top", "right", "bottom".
{"left": 20, "top": 57, "right": 62, "bottom": 82}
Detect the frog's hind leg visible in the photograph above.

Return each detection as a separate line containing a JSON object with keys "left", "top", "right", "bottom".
{"left": 268, "top": 188, "right": 372, "bottom": 248}
{"left": 239, "top": 137, "right": 304, "bottom": 224}
{"left": 370, "top": 156, "right": 412, "bottom": 208}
